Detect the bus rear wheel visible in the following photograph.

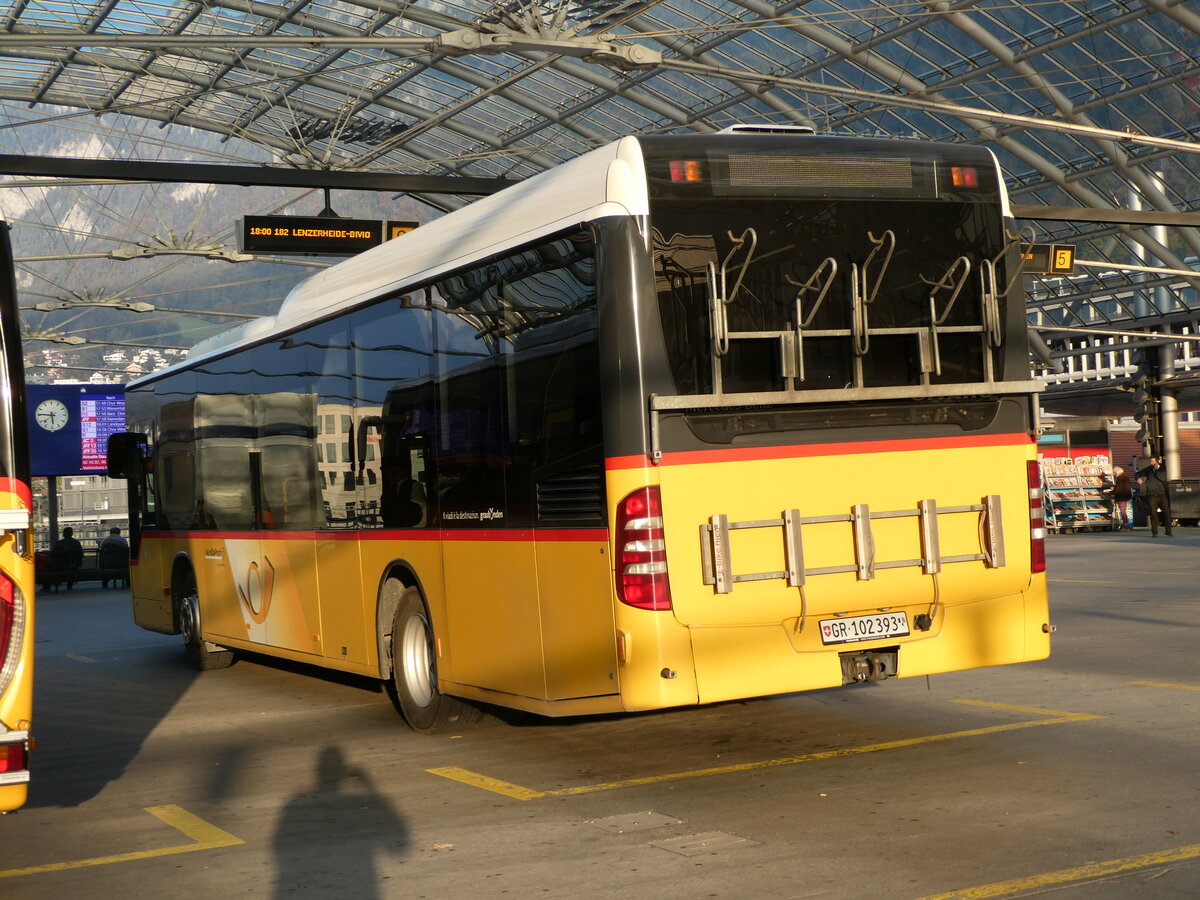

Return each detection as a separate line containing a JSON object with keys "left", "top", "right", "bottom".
{"left": 180, "top": 588, "right": 235, "bottom": 671}
{"left": 391, "top": 586, "right": 479, "bottom": 733}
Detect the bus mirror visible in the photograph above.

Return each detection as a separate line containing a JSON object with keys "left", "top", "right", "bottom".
{"left": 106, "top": 432, "right": 146, "bottom": 479}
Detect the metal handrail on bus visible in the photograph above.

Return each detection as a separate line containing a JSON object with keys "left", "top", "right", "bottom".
{"left": 923, "top": 255, "right": 972, "bottom": 377}
{"left": 980, "top": 258, "right": 1004, "bottom": 350}
{"left": 1001, "top": 226, "right": 1035, "bottom": 298}
{"left": 698, "top": 496, "right": 1006, "bottom": 595}
{"left": 787, "top": 256, "right": 838, "bottom": 383}
{"left": 707, "top": 227, "right": 824, "bottom": 394}
{"left": 850, "top": 230, "right": 896, "bottom": 357}
{"left": 707, "top": 227, "right": 759, "bottom": 361}
{"left": 860, "top": 229, "right": 895, "bottom": 307}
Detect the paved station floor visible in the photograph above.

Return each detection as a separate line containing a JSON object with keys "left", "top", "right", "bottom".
{"left": 3, "top": 528, "right": 1198, "bottom": 898}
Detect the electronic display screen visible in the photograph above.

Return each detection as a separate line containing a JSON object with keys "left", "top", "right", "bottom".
{"left": 26, "top": 384, "right": 126, "bottom": 476}
{"left": 241, "top": 215, "right": 385, "bottom": 255}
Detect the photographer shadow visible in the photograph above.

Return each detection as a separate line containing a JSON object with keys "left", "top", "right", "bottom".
{"left": 273, "top": 745, "right": 409, "bottom": 899}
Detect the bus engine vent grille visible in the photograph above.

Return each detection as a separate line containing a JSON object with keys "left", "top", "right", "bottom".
{"left": 536, "top": 463, "right": 605, "bottom": 526}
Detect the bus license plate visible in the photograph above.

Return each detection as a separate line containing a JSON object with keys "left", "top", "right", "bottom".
{"left": 819, "top": 612, "right": 910, "bottom": 645}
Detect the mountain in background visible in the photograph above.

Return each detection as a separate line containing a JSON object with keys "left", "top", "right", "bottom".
{"left": 1, "top": 111, "right": 443, "bottom": 382}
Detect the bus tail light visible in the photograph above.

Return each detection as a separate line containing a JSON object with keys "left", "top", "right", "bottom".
{"left": 0, "top": 572, "right": 14, "bottom": 665}
{"left": 668, "top": 160, "right": 703, "bottom": 182}
{"left": 615, "top": 487, "right": 673, "bottom": 610}
{"left": 0, "top": 571, "right": 24, "bottom": 696}
{"left": 0, "top": 740, "right": 26, "bottom": 776}
{"left": 1027, "top": 461, "right": 1046, "bottom": 573}
{"left": 951, "top": 165, "right": 979, "bottom": 188}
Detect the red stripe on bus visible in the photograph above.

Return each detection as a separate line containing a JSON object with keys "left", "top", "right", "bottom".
{"left": 605, "top": 432, "right": 1032, "bottom": 470}
{"left": 143, "top": 528, "right": 609, "bottom": 542}
{"left": 435, "top": 529, "right": 609, "bottom": 542}
{"left": 0, "top": 477, "right": 32, "bottom": 506}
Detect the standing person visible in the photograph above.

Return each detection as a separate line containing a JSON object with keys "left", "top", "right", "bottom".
{"left": 1110, "top": 466, "right": 1133, "bottom": 531}
{"left": 1136, "top": 457, "right": 1173, "bottom": 537}
{"left": 52, "top": 526, "right": 84, "bottom": 590}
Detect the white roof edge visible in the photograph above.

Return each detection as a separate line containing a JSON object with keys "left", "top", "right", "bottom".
{"left": 185, "top": 316, "right": 278, "bottom": 360}
{"left": 137, "top": 135, "right": 647, "bottom": 385}
{"left": 986, "top": 148, "right": 1014, "bottom": 219}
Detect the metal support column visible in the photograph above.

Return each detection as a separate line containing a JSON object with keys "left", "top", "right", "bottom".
{"left": 47, "top": 478, "right": 59, "bottom": 550}
{"left": 1148, "top": 171, "right": 1181, "bottom": 479}
{"left": 1160, "top": 328, "right": 1181, "bottom": 479}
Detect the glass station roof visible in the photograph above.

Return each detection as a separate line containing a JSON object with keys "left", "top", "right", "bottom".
{"left": 1, "top": 0, "right": 1198, "bottom": 383}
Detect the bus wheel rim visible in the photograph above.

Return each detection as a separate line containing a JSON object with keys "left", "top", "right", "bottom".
{"left": 401, "top": 613, "right": 434, "bottom": 708}
{"left": 181, "top": 596, "right": 199, "bottom": 646}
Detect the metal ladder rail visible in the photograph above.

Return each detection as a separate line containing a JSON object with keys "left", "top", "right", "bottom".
{"left": 699, "top": 496, "right": 1005, "bottom": 595}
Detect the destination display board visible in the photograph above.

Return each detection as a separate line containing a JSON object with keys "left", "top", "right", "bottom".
{"left": 27, "top": 384, "right": 126, "bottom": 477}
{"left": 240, "top": 216, "right": 419, "bottom": 255}
{"left": 241, "top": 215, "right": 384, "bottom": 255}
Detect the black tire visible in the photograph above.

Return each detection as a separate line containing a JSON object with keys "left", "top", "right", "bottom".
{"left": 180, "top": 586, "right": 235, "bottom": 671}
{"left": 390, "top": 584, "right": 479, "bottom": 733}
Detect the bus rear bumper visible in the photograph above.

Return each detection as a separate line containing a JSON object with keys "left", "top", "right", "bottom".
{"left": 0, "top": 729, "right": 31, "bottom": 812}
{"left": 690, "top": 586, "right": 1051, "bottom": 705}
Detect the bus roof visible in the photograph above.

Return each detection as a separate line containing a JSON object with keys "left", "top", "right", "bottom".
{"left": 163, "top": 136, "right": 649, "bottom": 379}
{"left": 134, "top": 131, "right": 1010, "bottom": 387}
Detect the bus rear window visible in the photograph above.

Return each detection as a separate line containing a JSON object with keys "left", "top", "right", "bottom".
{"left": 649, "top": 195, "right": 1011, "bottom": 398}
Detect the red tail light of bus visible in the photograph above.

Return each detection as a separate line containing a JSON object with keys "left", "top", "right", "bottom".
{"left": 668, "top": 160, "right": 703, "bottom": 182}
{"left": 0, "top": 572, "right": 14, "bottom": 672}
{"left": 615, "top": 487, "right": 673, "bottom": 610}
{"left": 951, "top": 165, "right": 979, "bottom": 188}
{"left": 0, "top": 740, "right": 25, "bottom": 776}
{"left": 1028, "top": 461, "right": 1046, "bottom": 573}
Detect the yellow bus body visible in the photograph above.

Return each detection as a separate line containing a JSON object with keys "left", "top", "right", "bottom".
{"left": 611, "top": 434, "right": 1049, "bottom": 711}
{"left": 130, "top": 432, "right": 1047, "bottom": 720}
{"left": 0, "top": 483, "right": 34, "bottom": 812}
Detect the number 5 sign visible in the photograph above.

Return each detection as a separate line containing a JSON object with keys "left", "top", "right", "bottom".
{"left": 1050, "top": 244, "right": 1076, "bottom": 275}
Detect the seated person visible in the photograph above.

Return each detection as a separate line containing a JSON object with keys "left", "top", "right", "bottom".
{"left": 52, "top": 526, "right": 84, "bottom": 591}
{"left": 98, "top": 527, "right": 130, "bottom": 588}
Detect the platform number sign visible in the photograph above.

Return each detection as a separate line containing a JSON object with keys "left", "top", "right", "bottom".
{"left": 1022, "top": 243, "right": 1076, "bottom": 276}
{"left": 1050, "top": 244, "right": 1076, "bottom": 275}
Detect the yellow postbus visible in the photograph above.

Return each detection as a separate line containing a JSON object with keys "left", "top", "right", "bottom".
{"left": 1, "top": 221, "right": 35, "bottom": 808}
{"left": 109, "top": 128, "right": 1050, "bottom": 732}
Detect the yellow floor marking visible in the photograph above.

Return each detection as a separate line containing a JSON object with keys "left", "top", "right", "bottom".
{"left": 65, "top": 653, "right": 96, "bottom": 663}
{"left": 428, "top": 767, "right": 547, "bottom": 801}
{"left": 429, "top": 702, "right": 1102, "bottom": 801}
{"left": 0, "top": 805, "right": 243, "bottom": 879}
{"left": 951, "top": 699, "right": 1096, "bottom": 718}
{"left": 914, "top": 842, "right": 1200, "bottom": 899}
{"left": 1129, "top": 680, "right": 1200, "bottom": 692}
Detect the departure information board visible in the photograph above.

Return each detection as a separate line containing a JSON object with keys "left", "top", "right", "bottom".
{"left": 241, "top": 215, "right": 384, "bottom": 255}
{"left": 80, "top": 393, "right": 126, "bottom": 471}
{"left": 27, "top": 384, "right": 126, "bottom": 476}
{"left": 240, "top": 215, "right": 418, "bottom": 255}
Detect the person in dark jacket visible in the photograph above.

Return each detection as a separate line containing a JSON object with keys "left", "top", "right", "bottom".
{"left": 1110, "top": 466, "right": 1133, "bottom": 531}
{"left": 52, "top": 526, "right": 85, "bottom": 589}
{"left": 1136, "top": 457, "right": 1172, "bottom": 537}
{"left": 98, "top": 527, "right": 129, "bottom": 588}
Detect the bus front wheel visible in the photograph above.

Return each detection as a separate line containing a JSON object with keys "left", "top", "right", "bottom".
{"left": 391, "top": 586, "right": 479, "bottom": 733}
{"left": 180, "top": 589, "right": 235, "bottom": 671}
